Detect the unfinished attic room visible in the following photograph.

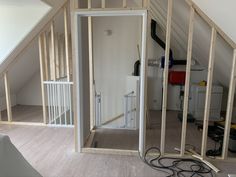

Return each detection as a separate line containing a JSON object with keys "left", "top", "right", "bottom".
{"left": 1, "top": 0, "right": 236, "bottom": 177}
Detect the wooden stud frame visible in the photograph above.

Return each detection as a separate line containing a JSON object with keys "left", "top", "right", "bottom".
{"left": 222, "top": 49, "right": 236, "bottom": 159}
{"left": 87, "top": 1, "right": 95, "bottom": 130}
{"left": 64, "top": 6, "right": 71, "bottom": 82}
{"left": 50, "top": 22, "right": 56, "bottom": 81}
{"left": 123, "top": 0, "right": 127, "bottom": 8}
{"left": 201, "top": 27, "right": 217, "bottom": 159}
{"left": 101, "top": 0, "right": 105, "bottom": 8}
{"left": 4, "top": 72, "right": 12, "bottom": 122}
{"left": 72, "top": 9, "right": 148, "bottom": 155}
{"left": 160, "top": 0, "right": 172, "bottom": 155}
{"left": 38, "top": 35, "right": 47, "bottom": 124}
{"left": 180, "top": 7, "right": 195, "bottom": 156}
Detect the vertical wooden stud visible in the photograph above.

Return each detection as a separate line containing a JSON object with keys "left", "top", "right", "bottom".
{"left": 101, "top": 0, "right": 105, "bottom": 8}
{"left": 55, "top": 33, "right": 60, "bottom": 79}
{"left": 88, "top": 16, "right": 95, "bottom": 130}
{"left": 4, "top": 72, "right": 12, "bottom": 122}
{"left": 43, "top": 32, "right": 49, "bottom": 81}
{"left": 160, "top": 0, "right": 173, "bottom": 155}
{"left": 64, "top": 6, "right": 71, "bottom": 82}
{"left": 180, "top": 7, "right": 195, "bottom": 156}
{"left": 39, "top": 35, "right": 47, "bottom": 124}
{"left": 139, "top": 11, "right": 148, "bottom": 156}
{"left": 222, "top": 49, "right": 236, "bottom": 159}
{"left": 88, "top": 0, "right": 92, "bottom": 9}
{"left": 50, "top": 22, "right": 56, "bottom": 81}
{"left": 142, "top": 0, "right": 148, "bottom": 8}
{"left": 60, "top": 35, "right": 65, "bottom": 78}
{"left": 201, "top": 27, "right": 217, "bottom": 159}
{"left": 123, "top": 0, "right": 127, "bottom": 8}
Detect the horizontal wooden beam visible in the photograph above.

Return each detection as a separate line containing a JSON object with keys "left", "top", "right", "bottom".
{"left": 82, "top": 148, "right": 139, "bottom": 156}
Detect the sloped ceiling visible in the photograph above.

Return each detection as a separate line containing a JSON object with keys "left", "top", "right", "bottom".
{"left": 193, "top": 0, "right": 236, "bottom": 43}
{"left": 0, "top": 38, "right": 39, "bottom": 96}
{"left": 0, "top": 0, "right": 66, "bottom": 96}
{"left": 0, "top": 0, "right": 51, "bottom": 63}
{"left": 150, "top": 0, "right": 234, "bottom": 87}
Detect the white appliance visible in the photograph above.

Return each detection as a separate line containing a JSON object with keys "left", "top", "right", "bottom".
{"left": 189, "top": 85, "right": 223, "bottom": 121}
{"left": 147, "top": 77, "right": 162, "bottom": 110}
{"left": 126, "top": 76, "right": 140, "bottom": 129}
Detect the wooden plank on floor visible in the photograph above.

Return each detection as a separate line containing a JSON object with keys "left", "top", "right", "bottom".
{"left": 82, "top": 148, "right": 139, "bottom": 156}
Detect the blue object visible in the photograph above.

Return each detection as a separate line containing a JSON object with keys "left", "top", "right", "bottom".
{"left": 161, "top": 55, "right": 174, "bottom": 69}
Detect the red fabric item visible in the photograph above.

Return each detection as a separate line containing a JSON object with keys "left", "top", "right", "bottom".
{"left": 168, "top": 71, "right": 186, "bottom": 85}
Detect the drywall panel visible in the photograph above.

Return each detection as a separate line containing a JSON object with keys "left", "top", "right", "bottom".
{"left": 93, "top": 16, "right": 141, "bottom": 123}
{"left": 0, "top": 0, "right": 51, "bottom": 63}
{"left": 7, "top": 39, "right": 40, "bottom": 94}
{"left": 193, "top": 0, "right": 236, "bottom": 43}
{"left": 16, "top": 72, "right": 42, "bottom": 106}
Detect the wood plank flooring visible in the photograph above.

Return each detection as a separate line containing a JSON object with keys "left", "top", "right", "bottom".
{"left": 1, "top": 105, "right": 43, "bottom": 123}
{"left": 93, "top": 111, "right": 236, "bottom": 158}
{"left": 0, "top": 124, "right": 236, "bottom": 177}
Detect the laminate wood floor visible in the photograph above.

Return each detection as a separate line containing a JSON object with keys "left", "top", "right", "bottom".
{"left": 1, "top": 105, "right": 43, "bottom": 123}
{"left": 93, "top": 111, "right": 236, "bottom": 158}
{"left": 0, "top": 124, "right": 236, "bottom": 177}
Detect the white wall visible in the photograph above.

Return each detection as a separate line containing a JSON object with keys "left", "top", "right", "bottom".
{"left": 0, "top": 95, "right": 16, "bottom": 111}
{"left": 16, "top": 71, "right": 42, "bottom": 106}
{"left": 193, "top": 0, "right": 236, "bottom": 43}
{"left": 93, "top": 16, "right": 141, "bottom": 122}
{"left": 0, "top": 0, "right": 50, "bottom": 63}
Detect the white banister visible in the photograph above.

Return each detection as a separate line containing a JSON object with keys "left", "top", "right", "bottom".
{"left": 44, "top": 80, "right": 73, "bottom": 125}
{"left": 95, "top": 93, "right": 102, "bottom": 127}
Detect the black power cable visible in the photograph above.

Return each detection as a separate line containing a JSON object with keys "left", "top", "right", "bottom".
{"left": 140, "top": 147, "right": 215, "bottom": 177}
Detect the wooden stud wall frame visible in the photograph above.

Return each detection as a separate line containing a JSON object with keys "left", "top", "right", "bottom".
{"left": 72, "top": 9, "right": 148, "bottom": 156}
